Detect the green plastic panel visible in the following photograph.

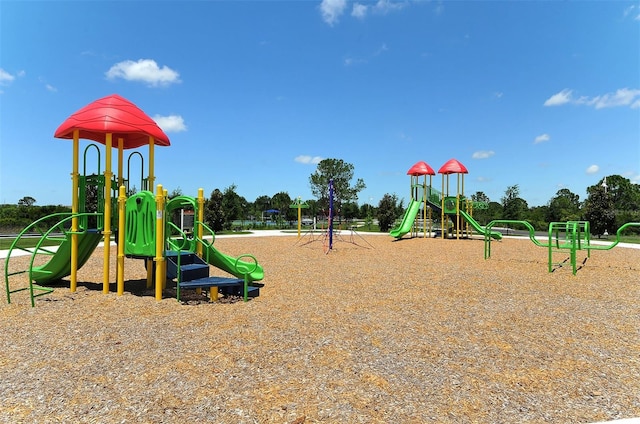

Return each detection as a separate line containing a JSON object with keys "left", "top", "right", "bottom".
{"left": 125, "top": 191, "right": 156, "bottom": 257}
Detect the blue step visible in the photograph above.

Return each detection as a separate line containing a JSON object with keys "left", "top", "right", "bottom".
{"left": 179, "top": 276, "right": 244, "bottom": 289}
{"left": 166, "top": 251, "right": 209, "bottom": 281}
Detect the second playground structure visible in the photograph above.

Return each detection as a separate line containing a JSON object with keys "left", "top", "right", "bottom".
{"left": 5, "top": 94, "right": 264, "bottom": 307}
{"left": 390, "top": 159, "right": 502, "bottom": 240}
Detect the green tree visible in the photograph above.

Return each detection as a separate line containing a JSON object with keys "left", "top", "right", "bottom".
{"left": 546, "top": 188, "right": 581, "bottom": 222}
{"left": 222, "top": 184, "right": 247, "bottom": 230}
{"left": 271, "top": 192, "right": 293, "bottom": 227}
{"left": 309, "top": 158, "right": 366, "bottom": 211}
{"left": 470, "top": 191, "right": 491, "bottom": 224}
{"left": 501, "top": 185, "right": 527, "bottom": 221}
{"left": 168, "top": 187, "right": 183, "bottom": 199}
{"left": 584, "top": 184, "right": 614, "bottom": 237}
{"left": 377, "top": 193, "right": 401, "bottom": 232}
{"left": 18, "top": 196, "right": 36, "bottom": 206}
{"left": 528, "top": 205, "right": 549, "bottom": 231}
{"left": 204, "top": 189, "right": 225, "bottom": 232}
{"left": 253, "top": 195, "right": 272, "bottom": 222}
{"left": 341, "top": 201, "right": 360, "bottom": 223}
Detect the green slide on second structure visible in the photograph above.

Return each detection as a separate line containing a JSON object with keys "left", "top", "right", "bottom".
{"left": 202, "top": 243, "right": 264, "bottom": 282}
{"left": 390, "top": 198, "right": 421, "bottom": 239}
{"left": 458, "top": 210, "right": 502, "bottom": 240}
{"left": 31, "top": 230, "right": 103, "bottom": 284}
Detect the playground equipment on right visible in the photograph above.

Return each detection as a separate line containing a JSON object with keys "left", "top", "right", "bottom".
{"left": 390, "top": 159, "right": 501, "bottom": 240}
{"left": 483, "top": 219, "right": 640, "bottom": 274}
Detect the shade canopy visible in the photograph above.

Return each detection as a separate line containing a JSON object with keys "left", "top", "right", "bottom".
{"left": 406, "top": 161, "right": 436, "bottom": 176}
{"left": 438, "top": 158, "right": 468, "bottom": 174}
{"left": 54, "top": 94, "right": 170, "bottom": 149}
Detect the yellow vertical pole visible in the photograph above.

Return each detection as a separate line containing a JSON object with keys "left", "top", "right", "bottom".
{"left": 297, "top": 201, "right": 302, "bottom": 238}
{"left": 197, "top": 188, "right": 204, "bottom": 257}
{"left": 70, "top": 130, "right": 80, "bottom": 292}
{"left": 117, "top": 185, "right": 126, "bottom": 295}
{"left": 117, "top": 138, "right": 124, "bottom": 188}
{"left": 155, "top": 184, "right": 165, "bottom": 301}
{"left": 103, "top": 133, "right": 113, "bottom": 294}
{"left": 148, "top": 137, "right": 155, "bottom": 190}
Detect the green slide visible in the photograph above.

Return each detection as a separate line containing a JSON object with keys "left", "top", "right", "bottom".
{"left": 458, "top": 210, "right": 502, "bottom": 240}
{"left": 390, "top": 199, "right": 421, "bottom": 239}
{"left": 31, "top": 230, "right": 103, "bottom": 284}
{"left": 202, "top": 243, "right": 264, "bottom": 282}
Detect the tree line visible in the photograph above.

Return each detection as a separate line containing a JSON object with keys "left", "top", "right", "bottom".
{"left": 2, "top": 159, "right": 638, "bottom": 236}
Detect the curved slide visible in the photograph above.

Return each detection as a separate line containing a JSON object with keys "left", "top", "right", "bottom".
{"left": 203, "top": 243, "right": 264, "bottom": 282}
{"left": 31, "top": 230, "right": 103, "bottom": 284}
{"left": 390, "top": 199, "right": 421, "bottom": 239}
{"left": 458, "top": 210, "right": 502, "bottom": 240}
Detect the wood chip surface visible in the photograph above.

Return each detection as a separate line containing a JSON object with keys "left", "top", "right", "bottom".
{"left": 1, "top": 233, "right": 639, "bottom": 423}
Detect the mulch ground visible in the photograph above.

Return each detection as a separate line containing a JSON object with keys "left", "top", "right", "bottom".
{"left": 1, "top": 233, "right": 639, "bottom": 423}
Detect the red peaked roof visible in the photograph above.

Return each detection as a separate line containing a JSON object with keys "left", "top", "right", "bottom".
{"left": 438, "top": 158, "right": 468, "bottom": 174}
{"left": 406, "top": 161, "right": 436, "bottom": 176}
{"left": 54, "top": 94, "right": 170, "bottom": 149}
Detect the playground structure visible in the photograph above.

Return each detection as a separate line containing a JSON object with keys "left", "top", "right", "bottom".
{"left": 296, "top": 179, "right": 373, "bottom": 253}
{"left": 390, "top": 159, "right": 502, "bottom": 241}
{"left": 484, "top": 219, "right": 640, "bottom": 275}
{"left": 4, "top": 94, "right": 264, "bottom": 307}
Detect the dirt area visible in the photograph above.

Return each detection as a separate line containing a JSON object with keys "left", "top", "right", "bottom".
{"left": 1, "top": 234, "right": 639, "bottom": 423}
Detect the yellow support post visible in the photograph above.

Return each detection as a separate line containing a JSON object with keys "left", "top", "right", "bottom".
{"left": 103, "top": 133, "right": 113, "bottom": 294}
{"left": 197, "top": 188, "right": 204, "bottom": 257}
{"left": 154, "top": 184, "right": 165, "bottom": 301}
{"left": 148, "top": 137, "right": 155, "bottom": 190}
{"left": 117, "top": 185, "right": 126, "bottom": 295}
{"left": 117, "top": 138, "right": 124, "bottom": 188}
{"left": 70, "top": 130, "right": 79, "bottom": 292}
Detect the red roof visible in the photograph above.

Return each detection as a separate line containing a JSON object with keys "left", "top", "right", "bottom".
{"left": 406, "top": 161, "right": 436, "bottom": 176}
{"left": 438, "top": 158, "right": 468, "bottom": 174}
{"left": 54, "top": 94, "right": 170, "bottom": 149}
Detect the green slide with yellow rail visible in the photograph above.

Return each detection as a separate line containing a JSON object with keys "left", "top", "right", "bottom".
{"left": 31, "top": 230, "right": 103, "bottom": 284}
{"left": 458, "top": 210, "right": 502, "bottom": 240}
{"left": 390, "top": 198, "right": 422, "bottom": 239}
{"left": 202, "top": 243, "right": 264, "bottom": 282}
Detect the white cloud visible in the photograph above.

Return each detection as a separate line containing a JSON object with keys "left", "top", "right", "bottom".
{"left": 623, "top": 5, "right": 640, "bottom": 20}
{"left": 344, "top": 0, "right": 406, "bottom": 22}
{"left": 295, "top": 155, "right": 323, "bottom": 165}
{"left": 544, "top": 87, "right": 640, "bottom": 109}
{"left": 534, "top": 133, "right": 550, "bottom": 144}
{"left": 372, "top": 0, "right": 406, "bottom": 14}
{"left": 352, "top": 3, "right": 367, "bottom": 18}
{"left": 582, "top": 88, "right": 640, "bottom": 109}
{"left": 544, "top": 89, "right": 573, "bottom": 106}
{"left": 0, "top": 68, "right": 15, "bottom": 84}
{"left": 586, "top": 165, "right": 599, "bottom": 175}
{"left": 106, "top": 59, "right": 181, "bottom": 87}
{"left": 45, "top": 84, "right": 57, "bottom": 92}
{"left": 153, "top": 114, "right": 187, "bottom": 132}
{"left": 319, "top": 0, "right": 347, "bottom": 25}
{"left": 472, "top": 150, "right": 495, "bottom": 159}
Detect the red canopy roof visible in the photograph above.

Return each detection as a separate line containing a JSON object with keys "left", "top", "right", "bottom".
{"left": 406, "top": 161, "right": 436, "bottom": 176}
{"left": 438, "top": 158, "right": 468, "bottom": 174}
{"left": 54, "top": 94, "right": 170, "bottom": 149}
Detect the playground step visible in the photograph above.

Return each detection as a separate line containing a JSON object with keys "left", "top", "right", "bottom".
{"left": 166, "top": 251, "right": 209, "bottom": 281}
{"left": 178, "top": 276, "right": 243, "bottom": 289}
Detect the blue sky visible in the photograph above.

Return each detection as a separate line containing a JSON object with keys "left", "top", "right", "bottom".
{"left": 1, "top": 0, "right": 639, "bottom": 208}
